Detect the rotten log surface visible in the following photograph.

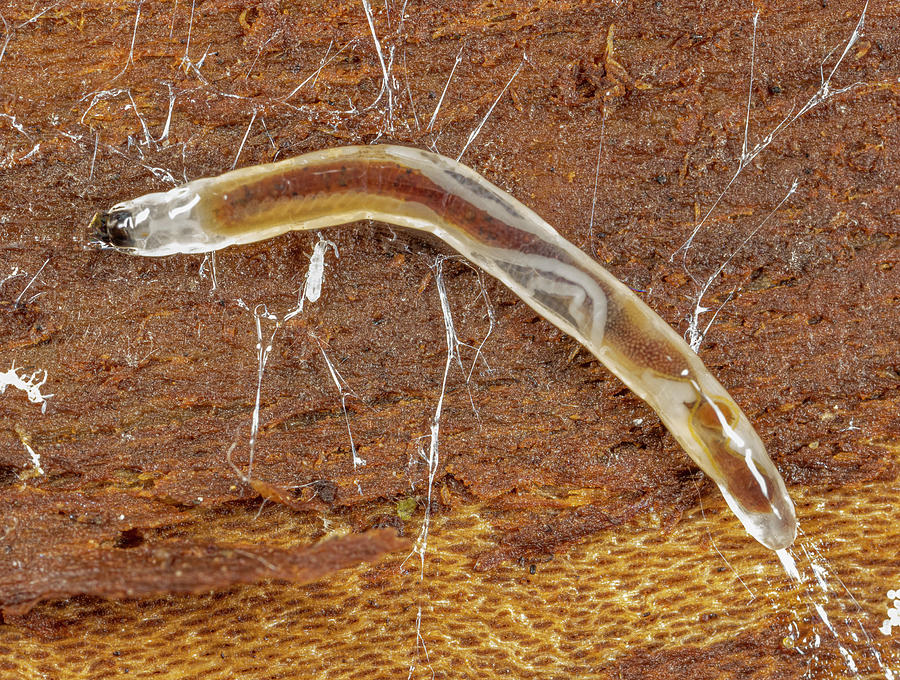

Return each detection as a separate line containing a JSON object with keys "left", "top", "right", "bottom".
{"left": 0, "top": 0, "right": 897, "bottom": 678}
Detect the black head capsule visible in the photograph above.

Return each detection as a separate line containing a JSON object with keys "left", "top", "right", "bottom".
{"left": 90, "top": 209, "right": 137, "bottom": 249}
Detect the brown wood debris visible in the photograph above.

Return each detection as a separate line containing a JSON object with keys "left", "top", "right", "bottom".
{"left": 0, "top": 0, "right": 896, "bottom": 678}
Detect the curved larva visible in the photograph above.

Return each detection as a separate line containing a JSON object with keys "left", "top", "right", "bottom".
{"left": 91, "top": 144, "right": 797, "bottom": 551}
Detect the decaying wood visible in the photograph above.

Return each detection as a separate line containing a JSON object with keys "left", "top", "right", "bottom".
{"left": 0, "top": 0, "right": 896, "bottom": 677}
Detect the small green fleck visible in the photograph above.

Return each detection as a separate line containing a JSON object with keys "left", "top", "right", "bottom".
{"left": 397, "top": 497, "right": 417, "bottom": 520}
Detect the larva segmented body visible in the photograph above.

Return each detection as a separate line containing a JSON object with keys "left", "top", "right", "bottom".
{"left": 92, "top": 144, "right": 796, "bottom": 551}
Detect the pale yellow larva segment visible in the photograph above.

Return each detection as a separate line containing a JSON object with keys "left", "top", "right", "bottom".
{"left": 581, "top": 289, "right": 796, "bottom": 550}
{"left": 197, "top": 177, "right": 477, "bottom": 268}
{"left": 195, "top": 149, "right": 445, "bottom": 242}
{"left": 200, "top": 187, "right": 403, "bottom": 239}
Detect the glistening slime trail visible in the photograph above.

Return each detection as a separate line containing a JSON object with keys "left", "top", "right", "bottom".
{"left": 91, "top": 144, "right": 797, "bottom": 550}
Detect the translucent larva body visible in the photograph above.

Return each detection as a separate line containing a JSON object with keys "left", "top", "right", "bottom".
{"left": 91, "top": 144, "right": 796, "bottom": 550}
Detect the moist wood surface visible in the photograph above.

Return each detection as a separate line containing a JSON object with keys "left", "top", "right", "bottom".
{"left": 0, "top": 0, "right": 897, "bottom": 678}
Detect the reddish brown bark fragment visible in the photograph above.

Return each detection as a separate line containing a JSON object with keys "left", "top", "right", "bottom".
{"left": 2, "top": 529, "right": 408, "bottom": 616}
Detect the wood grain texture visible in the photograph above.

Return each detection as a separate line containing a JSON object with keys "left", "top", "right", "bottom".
{"left": 0, "top": 0, "right": 896, "bottom": 677}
